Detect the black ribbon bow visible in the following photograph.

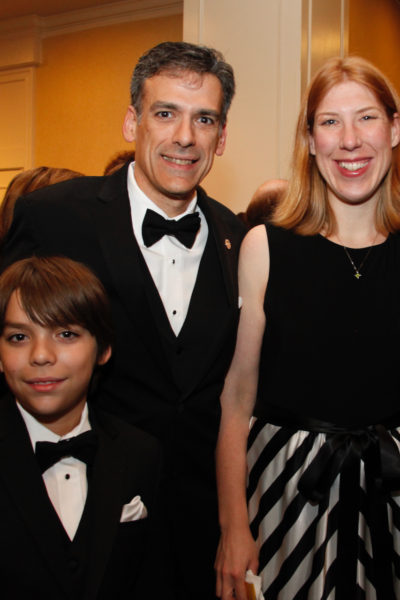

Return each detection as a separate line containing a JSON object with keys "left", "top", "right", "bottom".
{"left": 142, "top": 208, "right": 200, "bottom": 249}
{"left": 298, "top": 424, "right": 400, "bottom": 503}
{"left": 297, "top": 424, "right": 400, "bottom": 599}
{"left": 35, "top": 430, "right": 97, "bottom": 473}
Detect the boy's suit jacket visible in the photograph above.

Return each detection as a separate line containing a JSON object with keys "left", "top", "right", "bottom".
{"left": 1, "top": 162, "right": 246, "bottom": 597}
{"left": 0, "top": 393, "right": 167, "bottom": 600}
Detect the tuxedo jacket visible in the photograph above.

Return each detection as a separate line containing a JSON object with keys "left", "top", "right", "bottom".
{"left": 2, "top": 162, "right": 245, "bottom": 487}
{"left": 0, "top": 393, "right": 167, "bottom": 600}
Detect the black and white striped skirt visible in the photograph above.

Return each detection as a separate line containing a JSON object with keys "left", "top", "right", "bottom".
{"left": 247, "top": 417, "right": 400, "bottom": 599}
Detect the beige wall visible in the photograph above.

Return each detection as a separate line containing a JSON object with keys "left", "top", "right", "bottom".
{"left": 35, "top": 14, "right": 182, "bottom": 175}
{"left": 349, "top": 0, "right": 400, "bottom": 93}
{"left": 184, "top": 0, "right": 303, "bottom": 213}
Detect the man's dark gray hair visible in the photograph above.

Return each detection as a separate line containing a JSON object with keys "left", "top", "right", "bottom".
{"left": 130, "top": 41, "right": 235, "bottom": 126}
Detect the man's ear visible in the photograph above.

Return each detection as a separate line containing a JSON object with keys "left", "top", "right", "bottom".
{"left": 97, "top": 346, "right": 112, "bottom": 367}
{"left": 123, "top": 106, "right": 138, "bottom": 143}
{"left": 215, "top": 123, "right": 227, "bottom": 157}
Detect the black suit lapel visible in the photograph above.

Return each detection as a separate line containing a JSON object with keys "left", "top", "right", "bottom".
{"left": 82, "top": 410, "right": 129, "bottom": 599}
{"left": 91, "top": 165, "right": 171, "bottom": 379}
{"left": 174, "top": 189, "right": 240, "bottom": 398}
{"left": 0, "top": 395, "right": 73, "bottom": 598}
{"left": 197, "top": 187, "right": 239, "bottom": 307}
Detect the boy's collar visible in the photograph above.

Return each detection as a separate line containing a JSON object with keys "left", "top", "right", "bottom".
{"left": 16, "top": 402, "right": 91, "bottom": 448}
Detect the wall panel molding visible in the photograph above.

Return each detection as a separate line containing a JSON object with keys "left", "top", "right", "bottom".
{"left": 0, "top": 67, "right": 34, "bottom": 198}
{"left": 0, "top": 16, "right": 41, "bottom": 70}
{"left": 0, "top": 0, "right": 183, "bottom": 68}
{"left": 301, "top": 0, "right": 348, "bottom": 92}
{"left": 41, "top": 0, "right": 183, "bottom": 38}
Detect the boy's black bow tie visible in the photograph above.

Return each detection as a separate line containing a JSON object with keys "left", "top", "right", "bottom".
{"left": 35, "top": 430, "right": 97, "bottom": 473}
{"left": 142, "top": 208, "right": 200, "bottom": 248}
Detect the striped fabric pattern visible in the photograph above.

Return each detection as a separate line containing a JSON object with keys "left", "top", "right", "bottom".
{"left": 247, "top": 418, "right": 400, "bottom": 599}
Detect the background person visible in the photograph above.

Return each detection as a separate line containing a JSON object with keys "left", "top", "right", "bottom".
{"left": 103, "top": 150, "right": 135, "bottom": 176}
{"left": 0, "top": 166, "right": 83, "bottom": 245}
{"left": 215, "top": 56, "right": 400, "bottom": 600}
{"left": 245, "top": 178, "right": 288, "bottom": 228}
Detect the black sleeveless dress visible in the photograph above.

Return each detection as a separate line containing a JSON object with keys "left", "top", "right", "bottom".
{"left": 247, "top": 224, "right": 400, "bottom": 599}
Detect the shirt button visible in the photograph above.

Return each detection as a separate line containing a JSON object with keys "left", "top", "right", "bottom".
{"left": 172, "top": 310, "right": 177, "bottom": 315}
{"left": 172, "top": 259, "right": 176, "bottom": 264}
{"left": 65, "top": 474, "right": 70, "bottom": 480}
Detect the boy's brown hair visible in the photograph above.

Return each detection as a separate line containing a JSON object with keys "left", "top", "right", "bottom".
{"left": 0, "top": 256, "right": 113, "bottom": 360}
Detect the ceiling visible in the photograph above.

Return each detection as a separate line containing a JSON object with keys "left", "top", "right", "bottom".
{"left": 0, "top": 0, "right": 126, "bottom": 20}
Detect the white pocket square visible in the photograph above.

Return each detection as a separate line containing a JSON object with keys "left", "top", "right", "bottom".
{"left": 120, "top": 495, "right": 148, "bottom": 523}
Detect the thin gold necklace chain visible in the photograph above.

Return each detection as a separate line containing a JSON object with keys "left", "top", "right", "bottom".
{"left": 339, "top": 232, "right": 379, "bottom": 280}
{"left": 342, "top": 245, "right": 373, "bottom": 279}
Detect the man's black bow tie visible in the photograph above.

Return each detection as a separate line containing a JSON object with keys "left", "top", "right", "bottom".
{"left": 35, "top": 430, "right": 97, "bottom": 474}
{"left": 142, "top": 208, "right": 200, "bottom": 249}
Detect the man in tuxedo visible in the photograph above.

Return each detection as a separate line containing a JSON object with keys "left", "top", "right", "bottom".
{"left": 2, "top": 41, "right": 245, "bottom": 598}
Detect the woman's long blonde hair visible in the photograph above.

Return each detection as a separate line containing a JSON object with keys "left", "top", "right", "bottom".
{"left": 272, "top": 56, "right": 400, "bottom": 235}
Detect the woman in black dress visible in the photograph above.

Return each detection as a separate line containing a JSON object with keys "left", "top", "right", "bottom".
{"left": 215, "top": 56, "right": 400, "bottom": 600}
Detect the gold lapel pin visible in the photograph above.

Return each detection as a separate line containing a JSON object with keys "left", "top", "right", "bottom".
{"left": 225, "top": 239, "right": 232, "bottom": 250}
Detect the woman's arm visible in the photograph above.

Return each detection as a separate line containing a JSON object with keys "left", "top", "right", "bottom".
{"left": 215, "top": 224, "right": 270, "bottom": 600}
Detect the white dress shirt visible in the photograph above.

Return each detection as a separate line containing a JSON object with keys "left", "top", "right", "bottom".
{"left": 127, "top": 162, "right": 208, "bottom": 336}
{"left": 17, "top": 402, "right": 91, "bottom": 540}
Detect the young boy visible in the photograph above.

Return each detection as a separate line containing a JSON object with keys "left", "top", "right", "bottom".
{"left": 0, "top": 256, "right": 167, "bottom": 600}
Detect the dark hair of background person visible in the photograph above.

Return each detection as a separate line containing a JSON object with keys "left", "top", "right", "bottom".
{"left": 244, "top": 178, "right": 288, "bottom": 228}
{"left": 0, "top": 256, "right": 113, "bottom": 360}
{"left": 0, "top": 166, "right": 83, "bottom": 246}
{"left": 103, "top": 150, "right": 136, "bottom": 176}
{"left": 130, "top": 41, "right": 235, "bottom": 126}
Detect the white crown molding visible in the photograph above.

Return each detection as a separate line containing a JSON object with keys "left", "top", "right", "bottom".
{"left": 42, "top": 0, "right": 182, "bottom": 38}
{"left": 0, "top": 17, "right": 41, "bottom": 70}
{"left": 0, "top": 1, "right": 183, "bottom": 40}
{"left": 0, "top": 15, "right": 41, "bottom": 37}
